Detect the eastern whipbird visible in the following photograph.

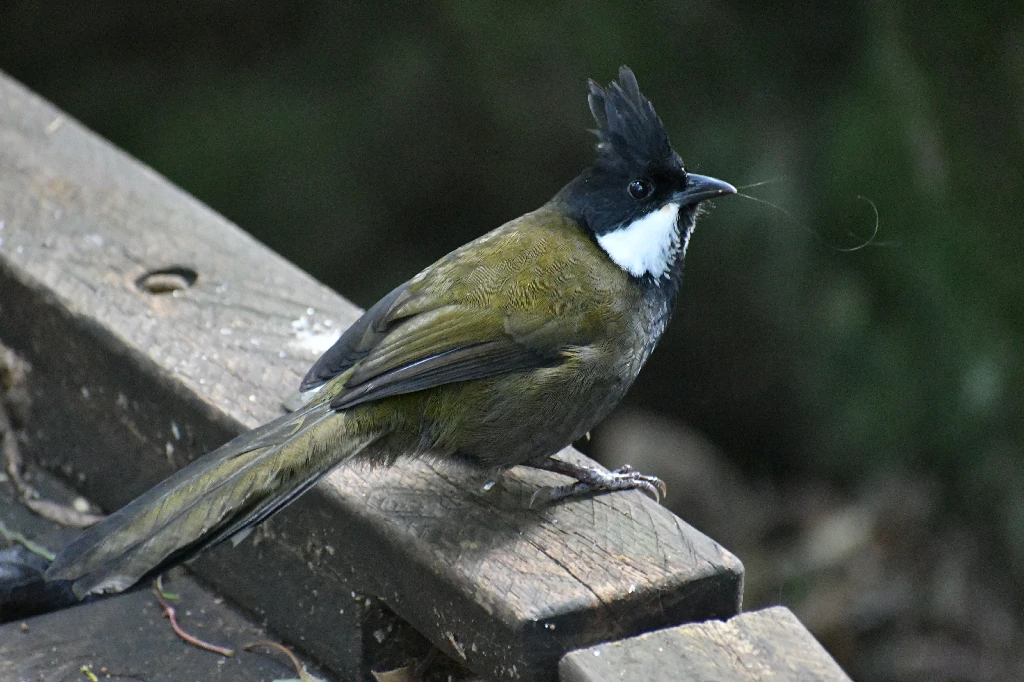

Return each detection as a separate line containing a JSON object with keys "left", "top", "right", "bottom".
{"left": 46, "top": 66, "right": 736, "bottom": 599}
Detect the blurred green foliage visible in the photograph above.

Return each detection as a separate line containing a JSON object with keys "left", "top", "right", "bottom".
{"left": 2, "top": 0, "right": 1022, "bottom": 576}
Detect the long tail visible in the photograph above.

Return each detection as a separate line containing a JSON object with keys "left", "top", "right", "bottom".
{"left": 45, "top": 400, "right": 375, "bottom": 599}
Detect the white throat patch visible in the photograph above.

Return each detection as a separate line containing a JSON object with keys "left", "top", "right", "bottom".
{"left": 597, "top": 203, "right": 681, "bottom": 278}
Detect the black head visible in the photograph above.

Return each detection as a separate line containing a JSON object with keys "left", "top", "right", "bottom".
{"left": 556, "top": 67, "right": 734, "bottom": 281}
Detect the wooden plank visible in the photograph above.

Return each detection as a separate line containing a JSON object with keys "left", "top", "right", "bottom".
{"left": 0, "top": 570, "right": 312, "bottom": 682}
{"left": 0, "top": 71, "right": 743, "bottom": 681}
{"left": 559, "top": 606, "right": 852, "bottom": 682}
{"left": 0, "top": 453, "right": 313, "bottom": 681}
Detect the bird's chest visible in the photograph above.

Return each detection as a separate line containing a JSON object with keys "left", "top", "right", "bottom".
{"left": 610, "top": 280, "right": 671, "bottom": 373}
{"left": 567, "top": 289, "right": 669, "bottom": 430}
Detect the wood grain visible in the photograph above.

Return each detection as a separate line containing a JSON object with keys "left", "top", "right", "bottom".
{"left": 0, "top": 447, "right": 311, "bottom": 681}
{"left": 0, "top": 570, "right": 309, "bottom": 682}
{"left": 559, "top": 606, "right": 852, "bottom": 682}
{"left": 0, "top": 71, "right": 742, "bottom": 681}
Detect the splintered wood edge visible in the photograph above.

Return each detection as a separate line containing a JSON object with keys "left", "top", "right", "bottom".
{"left": 559, "top": 606, "right": 852, "bottom": 682}
{"left": 0, "top": 72, "right": 743, "bottom": 680}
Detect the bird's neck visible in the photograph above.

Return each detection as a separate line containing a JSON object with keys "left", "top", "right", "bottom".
{"left": 637, "top": 210, "right": 695, "bottom": 337}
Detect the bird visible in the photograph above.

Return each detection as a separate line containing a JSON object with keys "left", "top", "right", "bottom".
{"left": 45, "top": 66, "right": 736, "bottom": 599}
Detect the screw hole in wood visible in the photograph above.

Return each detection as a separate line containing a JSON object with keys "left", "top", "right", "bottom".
{"left": 136, "top": 267, "right": 198, "bottom": 295}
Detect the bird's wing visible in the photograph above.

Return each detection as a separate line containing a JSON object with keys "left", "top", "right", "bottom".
{"left": 299, "top": 281, "right": 413, "bottom": 391}
{"left": 301, "top": 213, "right": 613, "bottom": 410}
{"left": 328, "top": 304, "right": 567, "bottom": 410}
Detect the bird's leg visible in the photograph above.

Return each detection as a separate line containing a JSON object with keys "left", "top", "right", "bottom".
{"left": 523, "top": 456, "right": 666, "bottom": 507}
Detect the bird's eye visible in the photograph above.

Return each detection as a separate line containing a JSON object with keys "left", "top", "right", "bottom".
{"left": 628, "top": 179, "right": 654, "bottom": 200}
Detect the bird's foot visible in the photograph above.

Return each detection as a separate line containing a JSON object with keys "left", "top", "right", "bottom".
{"left": 525, "top": 458, "right": 666, "bottom": 507}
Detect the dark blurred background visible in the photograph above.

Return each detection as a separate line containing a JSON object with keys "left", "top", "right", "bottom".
{"left": 2, "top": 1, "right": 1022, "bottom": 679}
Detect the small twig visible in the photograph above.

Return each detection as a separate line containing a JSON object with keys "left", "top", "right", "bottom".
{"left": 0, "top": 396, "right": 104, "bottom": 528}
{"left": 152, "top": 577, "right": 234, "bottom": 657}
{"left": 245, "top": 640, "right": 329, "bottom": 680}
{"left": 245, "top": 640, "right": 304, "bottom": 674}
{"left": 23, "top": 497, "right": 105, "bottom": 528}
{"left": 154, "top": 574, "right": 179, "bottom": 600}
{"left": 0, "top": 519, "right": 55, "bottom": 561}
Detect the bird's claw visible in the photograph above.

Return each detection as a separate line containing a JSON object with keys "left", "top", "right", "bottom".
{"left": 613, "top": 464, "right": 668, "bottom": 501}
{"left": 529, "top": 463, "right": 667, "bottom": 507}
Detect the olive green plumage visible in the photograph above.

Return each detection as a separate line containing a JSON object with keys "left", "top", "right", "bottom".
{"left": 334, "top": 206, "right": 658, "bottom": 466}
{"left": 45, "top": 66, "right": 735, "bottom": 598}
{"left": 46, "top": 207, "right": 654, "bottom": 597}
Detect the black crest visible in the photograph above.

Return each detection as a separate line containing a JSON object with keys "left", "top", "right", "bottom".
{"left": 587, "top": 66, "right": 679, "bottom": 174}
{"left": 555, "top": 66, "right": 691, "bottom": 242}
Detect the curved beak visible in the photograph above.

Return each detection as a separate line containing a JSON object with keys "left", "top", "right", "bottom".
{"left": 675, "top": 173, "right": 737, "bottom": 206}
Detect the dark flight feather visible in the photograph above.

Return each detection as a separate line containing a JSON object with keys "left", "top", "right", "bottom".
{"left": 45, "top": 400, "right": 364, "bottom": 597}
{"left": 300, "top": 282, "right": 412, "bottom": 391}
{"left": 331, "top": 339, "right": 553, "bottom": 410}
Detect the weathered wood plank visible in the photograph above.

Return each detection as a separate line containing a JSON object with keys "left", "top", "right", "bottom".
{"left": 559, "top": 606, "right": 852, "bottom": 682}
{"left": 0, "top": 452, "right": 311, "bottom": 681}
{"left": 0, "top": 71, "right": 743, "bottom": 681}
{"left": 0, "top": 570, "right": 309, "bottom": 682}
